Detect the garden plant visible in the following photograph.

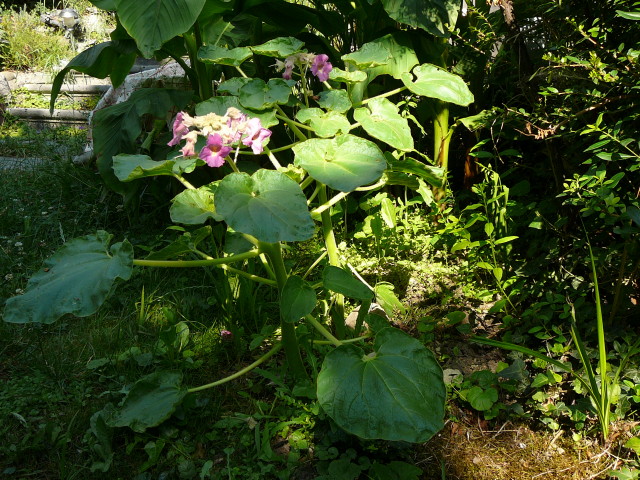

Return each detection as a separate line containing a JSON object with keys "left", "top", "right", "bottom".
{"left": 2, "top": 0, "right": 640, "bottom": 478}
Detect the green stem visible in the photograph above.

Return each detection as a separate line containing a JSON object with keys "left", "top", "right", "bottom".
{"left": 352, "top": 86, "right": 407, "bottom": 108}
{"left": 433, "top": 101, "right": 451, "bottom": 202}
{"left": 305, "top": 315, "right": 342, "bottom": 347}
{"left": 313, "top": 336, "right": 367, "bottom": 345}
{"left": 263, "top": 146, "right": 282, "bottom": 169}
{"left": 259, "top": 242, "right": 308, "bottom": 380}
{"left": 318, "top": 184, "right": 345, "bottom": 339}
{"left": 133, "top": 250, "right": 259, "bottom": 268}
{"left": 173, "top": 174, "right": 196, "bottom": 190}
{"left": 187, "top": 343, "right": 283, "bottom": 393}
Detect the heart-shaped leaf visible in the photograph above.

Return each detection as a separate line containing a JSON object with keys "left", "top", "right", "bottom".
{"left": 217, "top": 77, "right": 253, "bottom": 96}
{"left": 250, "top": 36, "right": 304, "bottom": 57}
{"left": 293, "top": 135, "right": 386, "bottom": 192}
{"left": 239, "top": 78, "right": 293, "bottom": 110}
{"left": 215, "top": 169, "right": 314, "bottom": 243}
{"left": 317, "top": 89, "right": 352, "bottom": 113}
{"left": 322, "top": 266, "right": 373, "bottom": 301}
{"left": 380, "top": 0, "right": 461, "bottom": 37}
{"left": 354, "top": 98, "right": 414, "bottom": 151}
{"left": 342, "top": 33, "right": 419, "bottom": 81}
{"left": 108, "top": 371, "right": 187, "bottom": 432}
{"left": 401, "top": 64, "right": 474, "bottom": 106}
{"left": 3, "top": 231, "right": 133, "bottom": 324}
{"left": 296, "top": 109, "right": 351, "bottom": 138}
{"left": 198, "top": 45, "right": 253, "bottom": 66}
{"left": 281, "top": 276, "right": 317, "bottom": 323}
{"left": 170, "top": 184, "right": 223, "bottom": 224}
{"left": 196, "top": 96, "right": 278, "bottom": 128}
{"left": 317, "top": 327, "right": 445, "bottom": 442}
{"left": 114, "top": 0, "right": 205, "bottom": 57}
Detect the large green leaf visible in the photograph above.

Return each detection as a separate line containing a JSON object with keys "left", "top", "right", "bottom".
{"left": 198, "top": 45, "right": 253, "bottom": 66}
{"left": 215, "top": 170, "right": 314, "bottom": 243}
{"left": 108, "top": 371, "right": 187, "bottom": 432}
{"left": 317, "top": 327, "right": 445, "bottom": 442}
{"left": 196, "top": 96, "right": 278, "bottom": 128}
{"left": 250, "top": 36, "right": 304, "bottom": 57}
{"left": 113, "top": 154, "right": 202, "bottom": 181}
{"left": 281, "top": 276, "right": 317, "bottom": 323}
{"left": 114, "top": 0, "right": 206, "bottom": 57}
{"left": 385, "top": 154, "right": 444, "bottom": 187}
{"left": 380, "top": 0, "right": 461, "bottom": 37}
{"left": 401, "top": 64, "right": 474, "bottom": 106}
{"left": 170, "top": 185, "right": 223, "bottom": 224}
{"left": 322, "top": 266, "right": 373, "bottom": 301}
{"left": 93, "top": 89, "right": 192, "bottom": 194}
{"left": 354, "top": 98, "right": 414, "bottom": 151}
{"left": 296, "top": 109, "right": 351, "bottom": 138}
{"left": 317, "top": 89, "right": 352, "bottom": 113}
{"left": 239, "top": 78, "right": 293, "bottom": 110}
{"left": 3, "top": 232, "right": 133, "bottom": 324}
{"left": 293, "top": 135, "right": 386, "bottom": 192}
{"left": 49, "top": 41, "right": 137, "bottom": 113}
{"left": 342, "top": 33, "right": 419, "bottom": 81}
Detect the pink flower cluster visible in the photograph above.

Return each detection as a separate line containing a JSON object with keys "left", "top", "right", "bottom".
{"left": 168, "top": 108, "right": 272, "bottom": 168}
{"left": 274, "top": 53, "right": 332, "bottom": 83}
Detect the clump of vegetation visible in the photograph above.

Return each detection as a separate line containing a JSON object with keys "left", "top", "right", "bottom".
{"left": 0, "top": 7, "right": 72, "bottom": 72}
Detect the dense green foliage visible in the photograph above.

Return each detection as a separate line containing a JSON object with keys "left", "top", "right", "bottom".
{"left": 1, "top": 0, "right": 640, "bottom": 478}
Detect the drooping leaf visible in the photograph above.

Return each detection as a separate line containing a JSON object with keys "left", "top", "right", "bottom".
{"left": 215, "top": 170, "right": 314, "bottom": 243}
{"left": 293, "top": 135, "right": 386, "bottom": 192}
{"left": 249, "top": 36, "right": 304, "bottom": 57}
{"left": 296, "top": 108, "right": 351, "bottom": 138}
{"left": 385, "top": 154, "right": 444, "bottom": 187}
{"left": 401, "top": 64, "right": 474, "bottom": 106}
{"left": 239, "top": 78, "right": 293, "bottom": 110}
{"left": 196, "top": 96, "right": 278, "bottom": 128}
{"left": 354, "top": 98, "right": 414, "bottom": 151}
{"left": 170, "top": 184, "right": 223, "bottom": 224}
{"left": 198, "top": 45, "right": 253, "bottom": 66}
{"left": 113, "top": 154, "right": 203, "bottom": 181}
{"left": 379, "top": 0, "right": 461, "bottom": 37}
{"left": 322, "top": 266, "right": 373, "bottom": 301}
{"left": 114, "top": 0, "right": 206, "bottom": 57}
{"left": 342, "top": 33, "right": 419, "bottom": 80}
{"left": 93, "top": 89, "right": 193, "bottom": 194}
{"left": 617, "top": 10, "right": 640, "bottom": 20}
{"left": 374, "top": 282, "right": 406, "bottom": 315}
{"left": 317, "top": 327, "right": 445, "bottom": 442}
{"left": 108, "top": 371, "right": 187, "bottom": 432}
{"left": 50, "top": 41, "right": 137, "bottom": 113}
{"left": 3, "top": 231, "right": 133, "bottom": 324}
{"left": 146, "top": 227, "right": 212, "bottom": 260}
{"left": 281, "top": 276, "right": 317, "bottom": 323}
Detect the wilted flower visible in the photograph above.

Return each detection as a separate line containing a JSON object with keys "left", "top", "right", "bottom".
{"left": 311, "top": 54, "right": 332, "bottom": 82}
{"left": 180, "top": 131, "right": 198, "bottom": 157}
{"left": 200, "top": 134, "right": 232, "bottom": 167}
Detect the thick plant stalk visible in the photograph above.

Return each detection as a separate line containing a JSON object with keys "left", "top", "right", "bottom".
{"left": 259, "top": 242, "right": 308, "bottom": 380}
{"left": 433, "top": 101, "right": 451, "bottom": 202}
{"left": 318, "top": 184, "right": 346, "bottom": 339}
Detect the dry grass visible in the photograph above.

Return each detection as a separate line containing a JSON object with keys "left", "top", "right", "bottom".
{"left": 416, "top": 412, "right": 637, "bottom": 480}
